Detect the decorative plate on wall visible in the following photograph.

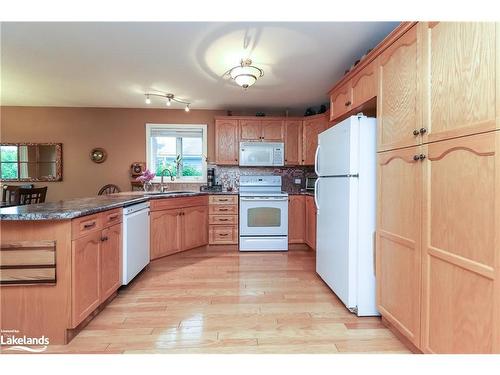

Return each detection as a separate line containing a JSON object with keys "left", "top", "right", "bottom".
{"left": 90, "top": 147, "right": 107, "bottom": 163}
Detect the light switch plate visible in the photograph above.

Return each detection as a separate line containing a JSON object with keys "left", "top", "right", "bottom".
{"left": 294, "top": 178, "right": 301, "bottom": 184}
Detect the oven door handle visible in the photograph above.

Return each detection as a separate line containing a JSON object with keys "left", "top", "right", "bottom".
{"left": 240, "top": 197, "right": 288, "bottom": 201}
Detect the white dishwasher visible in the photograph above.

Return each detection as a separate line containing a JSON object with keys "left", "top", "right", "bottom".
{"left": 122, "top": 201, "right": 150, "bottom": 285}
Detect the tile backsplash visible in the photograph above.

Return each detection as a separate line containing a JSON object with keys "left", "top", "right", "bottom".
{"left": 211, "top": 165, "right": 316, "bottom": 193}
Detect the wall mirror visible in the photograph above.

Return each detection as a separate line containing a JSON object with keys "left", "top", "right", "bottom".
{"left": 0, "top": 143, "right": 63, "bottom": 182}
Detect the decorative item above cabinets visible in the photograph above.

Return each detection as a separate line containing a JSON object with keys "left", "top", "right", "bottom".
{"left": 0, "top": 142, "right": 63, "bottom": 182}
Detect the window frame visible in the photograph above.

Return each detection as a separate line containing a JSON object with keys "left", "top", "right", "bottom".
{"left": 145, "top": 123, "right": 207, "bottom": 183}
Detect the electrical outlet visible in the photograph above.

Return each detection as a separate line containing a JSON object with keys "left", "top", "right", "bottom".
{"left": 294, "top": 178, "right": 301, "bottom": 184}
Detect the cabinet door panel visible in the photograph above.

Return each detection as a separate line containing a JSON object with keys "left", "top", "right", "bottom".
{"left": 377, "top": 25, "right": 419, "bottom": 151}
{"left": 351, "top": 58, "right": 378, "bottom": 109}
{"left": 330, "top": 81, "right": 352, "bottom": 121}
{"left": 261, "top": 120, "right": 284, "bottom": 141}
{"left": 72, "top": 231, "right": 101, "bottom": 327}
{"left": 288, "top": 195, "right": 305, "bottom": 243}
{"left": 100, "top": 223, "right": 121, "bottom": 302}
{"left": 376, "top": 146, "right": 421, "bottom": 346}
{"left": 285, "top": 120, "right": 302, "bottom": 165}
{"left": 215, "top": 119, "right": 239, "bottom": 165}
{"left": 305, "top": 196, "right": 316, "bottom": 249}
{"left": 303, "top": 116, "right": 327, "bottom": 165}
{"left": 150, "top": 209, "right": 181, "bottom": 259}
{"left": 421, "top": 132, "right": 499, "bottom": 353}
{"left": 423, "top": 22, "right": 497, "bottom": 143}
{"left": 182, "top": 205, "right": 209, "bottom": 250}
{"left": 239, "top": 120, "right": 262, "bottom": 141}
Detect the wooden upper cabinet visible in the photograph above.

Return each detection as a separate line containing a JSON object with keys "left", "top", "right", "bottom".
{"left": 303, "top": 115, "right": 327, "bottom": 165}
{"left": 261, "top": 120, "right": 284, "bottom": 141}
{"left": 239, "top": 119, "right": 284, "bottom": 141}
{"left": 215, "top": 119, "right": 239, "bottom": 165}
{"left": 377, "top": 25, "right": 420, "bottom": 152}
{"left": 351, "top": 57, "right": 378, "bottom": 109}
{"left": 422, "top": 22, "right": 498, "bottom": 144}
{"left": 376, "top": 146, "right": 422, "bottom": 347}
{"left": 182, "top": 205, "right": 209, "bottom": 250}
{"left": 71, "top": 231, "right": 101, "bottom": 327}
{"left": 239, "top": 119, "right": 262, "bottom": 141}
{"left": 330, "top": 81, "right": 352, "bottom": 122}
{"left": 150, "top": 209, "right": 182, "bottom": 260}
{"left": 284, "top": 120, "right": 302, "bottom": 165}
{"left": 288, "top": 195, "right": 305, "bottom": 243}
{"left": 420, "top": 132, "right": 499, "bottom": 353}
{"left": 99, "top": 223, "right": 121, "bottom": 303}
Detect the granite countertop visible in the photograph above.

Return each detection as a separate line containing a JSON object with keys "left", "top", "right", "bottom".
{"left": 0, "top": 191, "right": 209, "bottom": 221}
{"left": 0, "top": 189, "right": 310, "bottom": 221}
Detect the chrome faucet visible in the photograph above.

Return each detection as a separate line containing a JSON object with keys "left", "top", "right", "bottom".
{"left": 160, "top": 168, "right": 175, "bottom": 192}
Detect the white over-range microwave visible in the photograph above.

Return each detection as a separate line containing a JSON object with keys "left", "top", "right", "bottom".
{"left": 239, "top": 142, "right": 284, "bottom": 167}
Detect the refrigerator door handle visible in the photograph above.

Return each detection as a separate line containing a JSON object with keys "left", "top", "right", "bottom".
{"left": 314, "top": 178, "right": 320, "bottom": 210}
{"left": 314, "top": 144, "right": 320, "bottom": 176}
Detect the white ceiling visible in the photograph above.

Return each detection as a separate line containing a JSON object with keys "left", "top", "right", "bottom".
{"left": 1, "top": 22, "right": 398, "bottom": 113}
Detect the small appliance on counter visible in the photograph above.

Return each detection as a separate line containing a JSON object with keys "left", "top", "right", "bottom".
{"left": 306, "top": 177, "right": 317, "bottom": 192}
{"left": 200, "top": 167, "right": 223, "bottom": 192}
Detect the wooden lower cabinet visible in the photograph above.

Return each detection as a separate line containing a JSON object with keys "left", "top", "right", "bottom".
{"left": 376, "top": 146, "right": 422, "bottom": 347}
{"left": 288, "top": 195, "right": 305, "bottom": 243}
{"left": 377, "top": 131, "right": 500, "bottom": 353}
{"left": 150, "top": 197, "right": 209, "bottom": 260}
{"left": 71, "top": 231, "right": 101, "bottom": 327}
{"left": 99, "top": 223, "right": 122, "bottom": 302}
{"left": 305, "top": 196, "right": 317, "bottom": 250}
{"left": 208, "top": 195, "right": 238, "bottom": 245}
{"left": 209, "top": 225, "right": 238, "bottom": 244}
{"left": 71, "top": 211, "right": 122, "bottom": 328}
{"left": 183, "top": 205, "right": 209, "bottom": 250}
{"left": 420, "top": 131, "right": 499, "bottom": 353}
{"left": 150, "top": 208, "right": 182, "bottom": 259}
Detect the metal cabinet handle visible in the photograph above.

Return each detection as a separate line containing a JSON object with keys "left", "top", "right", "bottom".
{"left": 413, "top": 154, "right": 420, "bottom": 161}
{"left": 419, "top": 128, "right": 427, "bottom": 135}
{"left": 219, "top": 218, "right": 229, "bottom": 221}
{"left": 219, "top": 233, "right": 229, "bottom": 237}
{"left": 419, "top": 154, "right": 426, "bottom": 161}
{"left": 101, "top": 236, "right": 109, "bottom": 242}
{"left": 345, "top": 101, "right": 351, "bottom": 107}
{"left": 83, "top": 222, "right": 96, "bottom": 229}
{"left": 413, "top": 129, "right": 420, "bottom": 136}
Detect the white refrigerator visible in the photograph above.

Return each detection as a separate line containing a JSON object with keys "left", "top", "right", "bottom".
{"left": 314, "top": 115, "right": 379, "bottom": 316}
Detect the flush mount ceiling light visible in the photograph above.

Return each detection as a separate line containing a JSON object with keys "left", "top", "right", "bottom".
{"left": 225, "top": 58, "right": 264, "bottom": 89}
{"left": 144, "top": 93, "right": 190, "bottom": 112}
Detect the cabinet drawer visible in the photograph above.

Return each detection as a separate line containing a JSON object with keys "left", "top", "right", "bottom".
{"left": 209, "top": 225, "right": 238, "bottom": 244}
{"left": 209, "top": 195, "right": 238, "bottom": 205}
{"left": 209, "top": 214, "right": 238, "bottom": 225}
{"left": 72, "top": 214, "right": 103, "bottom": 240}
{"left": 102, "top": 208, "right": 122, "bottom": 227}
{"left": 150, "top": 195, "right": 208, "bottom": 211}
{"left": 209, "top": 205, "right": 238, "bottom": 215}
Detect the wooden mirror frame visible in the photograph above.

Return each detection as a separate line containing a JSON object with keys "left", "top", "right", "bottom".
{"left": 0, "top": 142, "right": 63, "bottom": 182}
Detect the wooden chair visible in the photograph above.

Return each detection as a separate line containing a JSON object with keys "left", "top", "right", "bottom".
{"left": 98, "top": 184, "right": 121, "bottom": 195}
{"left": 1, "top": 184, "right": 34, "bottom": 206}
{"left": 18, "top": 187, "right": 47, "bottom": 205}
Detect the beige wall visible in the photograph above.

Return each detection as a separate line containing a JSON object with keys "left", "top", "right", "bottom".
{"left": 0, "top": 106, "right": 225, "bottom": 201}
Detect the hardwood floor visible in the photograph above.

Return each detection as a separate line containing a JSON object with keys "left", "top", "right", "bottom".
{"left": 43, "top": 246, "right": 411, "bottom": 354}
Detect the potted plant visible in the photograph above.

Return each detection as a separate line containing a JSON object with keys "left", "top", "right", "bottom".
{"left": 136, "top": 169, "right": 156, "bottom": 192}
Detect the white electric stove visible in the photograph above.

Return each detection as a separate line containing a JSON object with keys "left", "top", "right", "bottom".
{"left": 239, "top": 175, "right": 288, "bottom": 251}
